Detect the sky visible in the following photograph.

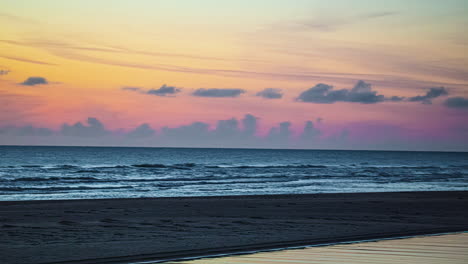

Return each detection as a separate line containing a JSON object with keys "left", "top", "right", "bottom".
{"left": 1, "top": 0, "right": 467, "bottom": 151}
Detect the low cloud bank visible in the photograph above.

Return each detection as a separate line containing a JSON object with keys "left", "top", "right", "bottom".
{"left": 1, "top": 114, "right": 467, "bottom": 151}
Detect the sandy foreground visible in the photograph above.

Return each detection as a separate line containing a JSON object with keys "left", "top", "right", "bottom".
{"left": 0, "top": 191, "right": 467, "bottom": 264}
{"left": 165, "top": 232, "right": 468, "bottom": 264}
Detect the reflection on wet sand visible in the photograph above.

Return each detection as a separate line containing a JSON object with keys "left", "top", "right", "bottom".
{"left": 164, "top": 233, "right": 468, "bottom": 264}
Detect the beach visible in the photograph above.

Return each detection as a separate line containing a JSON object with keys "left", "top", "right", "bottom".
{"left": 165, "top": 232, "right": 468, "bottom": 264}
{"left": 1, "top": 191, "right": 467, "bottom": 264}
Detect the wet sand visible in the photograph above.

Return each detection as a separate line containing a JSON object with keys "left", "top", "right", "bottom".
{"left": 0, "top": 191, "right": 467, "bottom": 264}
{"left": 165, "top": 232, "right": 468, "bottom": 264}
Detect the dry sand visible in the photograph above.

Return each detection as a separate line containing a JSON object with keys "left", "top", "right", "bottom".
{"left": 0, "top": 191, "right": 467, "bottom": 264}
{"left": 164, "top": 232, "right": 468, "bottom": 264}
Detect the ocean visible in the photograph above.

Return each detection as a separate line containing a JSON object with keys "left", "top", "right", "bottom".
{"left": 0, "top": 146, "right": 467, "bottom": 201}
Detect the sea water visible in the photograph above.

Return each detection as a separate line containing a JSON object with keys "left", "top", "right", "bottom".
{"left": 0, "top": 146, "right": 467, "bottom": 200}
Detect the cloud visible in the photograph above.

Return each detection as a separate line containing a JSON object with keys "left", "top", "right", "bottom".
{"left": 242, "top": 114, "right": 258, "bottom": 137}
{"left": 161, "top": 122, "right": 211, "bottom": 142}
{"left": 61, "top": 117, "right": 108, "bottom": 137}
{"left": 26, "top": 42, "right": 464, "bottom": 91}
{"left": 147, "top": 84, "right": 181, "bottom": 97}
{"left": 0, "top": 125, "right": 53, "bottom": 136}
{"left": 0, "top": 69, "right": 10, "bottom": 75}
{"left": 213, "top": 118, "right": 240, "bottom": 139}
{"left": 388, "top": 96, "right": 405, "bottom": 102}
{"left": 121, "top": 86, "right": 143, "bottom": 92}
{"left": 1, "top": 114, "right": 467, "bottom": 151}
{"left": 122, "top": 85, "right": 180, "bottom": 97}
{"left": 298, "top": 11, "right": 398, "bottom": 32}
{"left": 296, "top": 80, "right": 386, "bottom": 104}
{"left": 300, "top": 121, "right": 321, "bottom": 141}
{"left": 20, "top": 77, "right": 48, "bottom": 86}
{"left": 160, "top": 114, "right": 259, "bottom": 148}
{"left": 193, "top": 88, "right": 245, "bottom": 98}
{"left": 0, "top": 12, "right": 37, "bottom": 24}
{"left": 267, "top": 121, "right": 291, "bottom": 142}
{"left": 256, "top": 88, "right": 283, "bottom": 99}
{"left": 127, "top": 123, "right": 155, "bottom": 138}
{"left": 408, "top": 87, "right": 449, "bottom": 104}
{"left": 0, "top": 55, "right": 57, "bottom": 65}
{"left": 444, "top": 97, "right": 468, "bottom": 109}
{"left": 0, "top": 38, "right": 261, "bottom": 64}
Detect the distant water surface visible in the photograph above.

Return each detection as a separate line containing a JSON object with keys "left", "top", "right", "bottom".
{"left": 0, "top": 146, "right": 467, "bottom": 200}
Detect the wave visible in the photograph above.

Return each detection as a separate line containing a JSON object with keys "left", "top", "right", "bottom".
{"left": 205, "top": 165, "right": 327, "bottom": 169}
{"left": 10, "top": 176, "right": 99, "bottom": 182}
{"left": 365, "top": 166, "right": 441, "bottom": 170}
{"left": 75, "top": 170, "right": 101, "bottom": 173}
{"left": 131, "top": 163, "right": 196, "bottom": 169}
{"left": 4, "top": 163, "right": 328, "bottom": 170}
{"left": 3, "top": 163, "right": 467, "bottom": 171}
{"left": 0, "top": 186, "right": 132, "bottom": 192}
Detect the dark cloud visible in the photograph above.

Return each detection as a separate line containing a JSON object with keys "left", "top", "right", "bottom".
{"left": 296, "top": 80, "right": 386, "bottom": 104}
{"left": 20, "top": 76, "right": 48, "bottom": 86}
{"left": 0, "top": 69, "right": 10, "bottom": 75}
{"left": 256, "top": 88, "right": 283, "bottom": 99}
{"left": 127, "top": 124, "right": 155, "bottom": 138}
{"left": 444, "top": 97, "right": 468, "bottom": 109}
{"left": 408, "top": 87, "right": 448, "bottom": 104}
{"left": 61, "top": 117, "right": 108, "bottom": 137}
{"left": 147, "top": 84, "right": 181, "bottom": 97}
{"left": 193, "top": 88, "right": 245, "bottom": 98}
{"left": 0, "top": 125, "right": 53, "bottom": 136}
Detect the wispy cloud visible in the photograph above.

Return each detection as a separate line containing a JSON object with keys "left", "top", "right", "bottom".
{"left": 0, "top": 55, "right": 57, "bottom": 66}
{"left": 0, "top": 69, "right": 10, "bottom": 75}
{"left": 295, "top": 11, "right": 399, "bottom": 32}
{"left": 0, "top": 12, "right": 37, "bottom": 24}
{"left": 0, "top": 39, "right": 262, "bottom": 63}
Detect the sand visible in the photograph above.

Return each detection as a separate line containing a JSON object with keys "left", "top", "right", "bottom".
{"left": 164, "top": 232, "right": 468, "bottom": 264}
{"left": 0, "top": 191, "right": 467, "bottom": 264}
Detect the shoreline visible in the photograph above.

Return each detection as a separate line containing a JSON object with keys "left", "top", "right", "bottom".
{"left": 0, "top": 190, "right": 463, "bottom": 203}
{"left": 152, "top": 232, "right": 468, "bottom": 264}
{"left": 54, "top": 230, "right": 468, "bottom": 264}
{"left": 1, "top": 191, "right": 467, "bottom": 264}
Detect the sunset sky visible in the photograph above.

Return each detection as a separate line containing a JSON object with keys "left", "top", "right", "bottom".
{"left": 1, "top": 0, "right": 467, "bottom": 151}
